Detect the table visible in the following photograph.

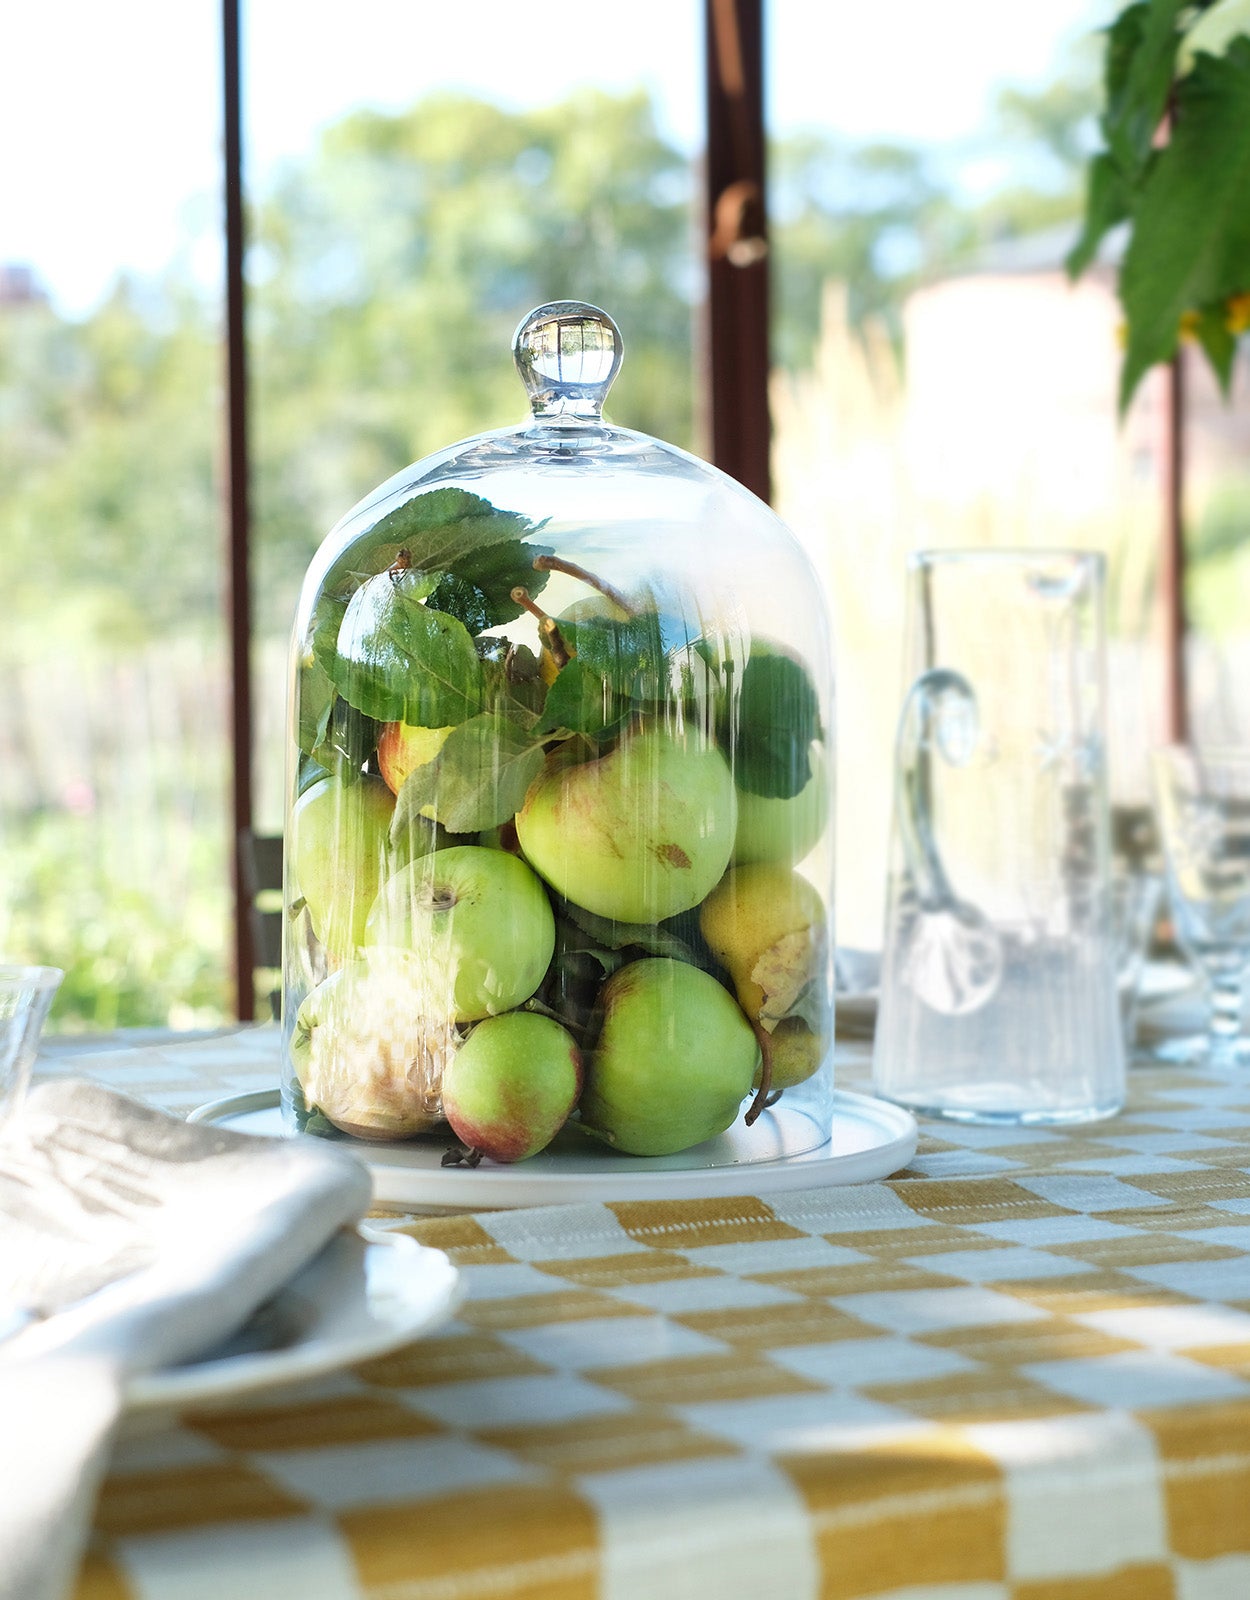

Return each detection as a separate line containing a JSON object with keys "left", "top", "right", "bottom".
{"left": 37, "top": 1027, "right": 1250, "bottom": 1600}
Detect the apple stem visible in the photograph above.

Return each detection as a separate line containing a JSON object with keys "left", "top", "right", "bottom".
{"left": 744, "top": 1022, "right": 774, "bottom": 1127}
{"left": 532, "top": 553, "right": 636, "bottom": 615}
{"left": 511, "top": 586, "right": 571, "bottom": 667}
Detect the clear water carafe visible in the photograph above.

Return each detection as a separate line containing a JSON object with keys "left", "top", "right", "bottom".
{"left": 873, "top": 549, "right": 1125, "bottom": 1125}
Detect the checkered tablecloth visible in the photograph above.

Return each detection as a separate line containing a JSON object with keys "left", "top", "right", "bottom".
{"left": 36, "top": 1028, "right": 1250, "bottom": 1599}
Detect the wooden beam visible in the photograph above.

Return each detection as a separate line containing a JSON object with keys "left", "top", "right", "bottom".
{"left": 222, "top": 0, "right": 255, "bottom": 1021}
{"left": 1161, "top": 349, "right": 1188, "bottom": 743}
{"left": 704, "top": 0, "right": 771, "bottom": 502}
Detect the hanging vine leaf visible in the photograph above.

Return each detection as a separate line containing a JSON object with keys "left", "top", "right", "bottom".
{"left": 1119, "top": 41, "right": 1250, "bottom": 405}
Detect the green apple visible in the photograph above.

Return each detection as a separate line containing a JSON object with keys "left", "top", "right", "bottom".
{"left": 700, "top": 864, "right": 828, "bottom": 1033}
{"left": 289, "top": 950, "right": 457, "bottom": 1140}
{"left": 291, "top": 773, "right": 395, "bottom": 956}
{"left": 442, "top": 1012, "right": 582, "bottom": 1162}
{"left": 733, "top": 748, "right": 830, "bottom": 866}
{"left": 377, "top": 720, "right": 455, "bottom": 797}
{"left": 365, "top": 844, "right": 555, "bottom": 1022}
{"left": 516, "top": 728, "right": 737, "bottom": 923}
{"left": 580, "top": 957, "right": 759, "bottom": 1155}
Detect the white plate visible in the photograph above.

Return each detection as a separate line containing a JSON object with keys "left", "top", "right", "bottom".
{"left": 1136, "top": 960, "right": 1195, "bottom": 1007}
{"left": 189, "top": 1090, "right": 918, "bottom": 1212}
{"left": 126, "top": 1226, "right": 463, "bottom": 1412}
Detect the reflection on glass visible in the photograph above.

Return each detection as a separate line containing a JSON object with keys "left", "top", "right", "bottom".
{"left": 1153, "top": 746, "right": 1250, "bottom": 1070}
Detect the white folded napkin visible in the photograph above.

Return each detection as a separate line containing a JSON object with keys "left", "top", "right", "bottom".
{"left": 0, "top": 1077, "right": 372, "bottom": 1600}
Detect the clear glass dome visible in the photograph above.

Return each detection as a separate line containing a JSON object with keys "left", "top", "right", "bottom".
{"left": 282, "top": 301, "right": 836, "bottom": 1168}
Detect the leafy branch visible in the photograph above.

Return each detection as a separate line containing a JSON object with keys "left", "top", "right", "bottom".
{"left": 1069, "top": 0, "right": 1250, "bottom": 409}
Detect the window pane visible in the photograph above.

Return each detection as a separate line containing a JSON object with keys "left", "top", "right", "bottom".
{"left": 766, "top": 0, "right": 1165, "bottom": 948}
{"left": 0, "top": 2, "right": 229, "bottom": 1030}
{"left": 243, "top": 2, "right": 704, "bottom": 834}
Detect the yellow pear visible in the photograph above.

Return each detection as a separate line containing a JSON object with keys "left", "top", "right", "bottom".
{"left": 755, "top": 1017, "right": 827, "bottom": 1090}
{"left": 699, "top": 864, "right": 827, "bottom": 1033}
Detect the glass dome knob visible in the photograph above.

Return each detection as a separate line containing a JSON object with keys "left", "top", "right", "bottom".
{"left": 512, "top": 301, "right": 623, "bottom": 422}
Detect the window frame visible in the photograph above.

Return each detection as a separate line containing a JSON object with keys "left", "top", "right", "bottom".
{"left": 218, "top": 0, "right": 1189, "bottom": 1018}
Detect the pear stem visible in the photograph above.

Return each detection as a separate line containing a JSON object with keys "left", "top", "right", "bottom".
{"left": 441, "top": 1142, "right": 484, "bottom": 1168}
{"left": 744, "top": 1022, "right": 774, "bottom": 1127}
{"left": 532, "top": 553, "right": 635, "bottom": 615}
{"left": 511, "top": 586, "right": 571, "bottom": 667}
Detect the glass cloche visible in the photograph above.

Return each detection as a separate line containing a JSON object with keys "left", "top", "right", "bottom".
{"left": 282, "top": 301, "right": 835, "bottom": 1170}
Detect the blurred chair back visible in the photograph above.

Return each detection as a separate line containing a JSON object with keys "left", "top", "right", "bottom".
{"left": 239, "top": 830, "right": 283, "bottom": 1020}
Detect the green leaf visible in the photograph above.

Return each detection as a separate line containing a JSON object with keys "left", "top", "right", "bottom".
{"left": 298, "top": 657, "right": 335, "bottom": 757}
{"left": 1194, "top": 303, "right": 1239, "bottom": 392}
{"left": 390, "top": 710, "right": 545, "bottom": 835}
{"left": 1104, "top": 0, "right": 1188, "bottom": 179}
{"left": 322, "top": 489, "right": 551, "bottom": 632}
{"left": 1067, "top": 152, "right": 1133, "bottom": 277}
{"left": 724, "top": 651, "right": 823, "bottom": 800}
{"left": 535, "top": 657, "right": 623, "bottom": 737}
{"left": 310, "top": 697, "right": 379, "bottom": 777}
{"left": 559, "top": 609, "right": 669, "bottom": 699}
{"left": 560, "top": 900, "right": 699, "bottom": 961}
{"left": 1119, "top": 43, "right": 1250, "bottom": 407}
{"left": 286, "top": 1077, "right": 345, "bottom": 1139}
{"left": 332, "top": 569, "right": 485, "bottom": 725}
{"left": 364, "top": 487, "right": 551, "bottom": 629}
{"left": 298, "top": 594, "right": 351, "bottom": 754}
{"left": 530, "top": 919, "right": 626, "bottom": 1042}
{"left": 425, "top": 537, "right": 553, "bottom": 632}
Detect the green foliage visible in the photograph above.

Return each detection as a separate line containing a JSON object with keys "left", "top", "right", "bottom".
{"left": 557, "top": 609, "right": 670, "bottom": 700}
{"left": 1069, "top": 0, "right": 1250, "bottom": 407}
{"left": 390, "top": 710, "right": 545, "bottom": 835}
{"left": 331, "top": 574, "right": 485, "bottom": 725}
{"left": 534, "top": 657, "right": 624, "bottom": 738}
{"left": 2, "top": 811, "right": 228, "bottom": 1031}
{"left": 721, "top": 651, "right": 822, "bottom": 801}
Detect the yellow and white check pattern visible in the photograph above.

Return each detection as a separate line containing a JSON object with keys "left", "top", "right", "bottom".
{"left": 40, "top": 1031, "right": 1250, "bottom": 1600}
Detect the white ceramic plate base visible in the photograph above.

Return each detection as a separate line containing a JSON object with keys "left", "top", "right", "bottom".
{"left": 189, "top": 1090, "right": 918, "bottom": 1211}
{"left": 1136, "top": 960, "right": 1195, "bottom": 1007}
{"left": 125, "top": 1226, "right": 463, "bottom": 1412}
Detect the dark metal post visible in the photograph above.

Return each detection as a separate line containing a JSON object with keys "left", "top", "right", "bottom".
{"left": 704, "top": 0, "right": 771, "bottom": 502}
{"left": 1161, "top": 350, "right": 1188, "bottom": 743}
{"left": 222, "top": 0, "right": 255, "bottom": 1020}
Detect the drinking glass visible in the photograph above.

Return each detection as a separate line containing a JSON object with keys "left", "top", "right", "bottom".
{"left": 0, "top": 966, "right": 64, "bottom": 1124}
{"left": 1152, "top": 747, "right": 1250, "bottom": 1069}
{"left": 873, "top": 550, "right": 1125, "bottom": 1124}
{"left": 1111, "top": 866, "right": 1163, "bottom": 1049}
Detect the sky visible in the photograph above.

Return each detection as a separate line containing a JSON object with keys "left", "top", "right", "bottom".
{"left": 1, "top": 0, "right": 1105, "bottom": 318}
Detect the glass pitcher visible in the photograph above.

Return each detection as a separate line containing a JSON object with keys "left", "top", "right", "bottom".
{"left": 872, "top": 549, "right": 1124, "bottom": 1124}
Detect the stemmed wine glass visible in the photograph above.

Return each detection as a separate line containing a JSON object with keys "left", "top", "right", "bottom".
{"left": 1152, "top": 747, "right": 1250, "bottom": 1068}
{"left": 0, "top": 965, "right": 64, "bottom": 1125}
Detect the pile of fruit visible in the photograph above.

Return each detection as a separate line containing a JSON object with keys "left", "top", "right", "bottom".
{"left": 287, "top": 487, "right": 830, "bottom": 1163}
